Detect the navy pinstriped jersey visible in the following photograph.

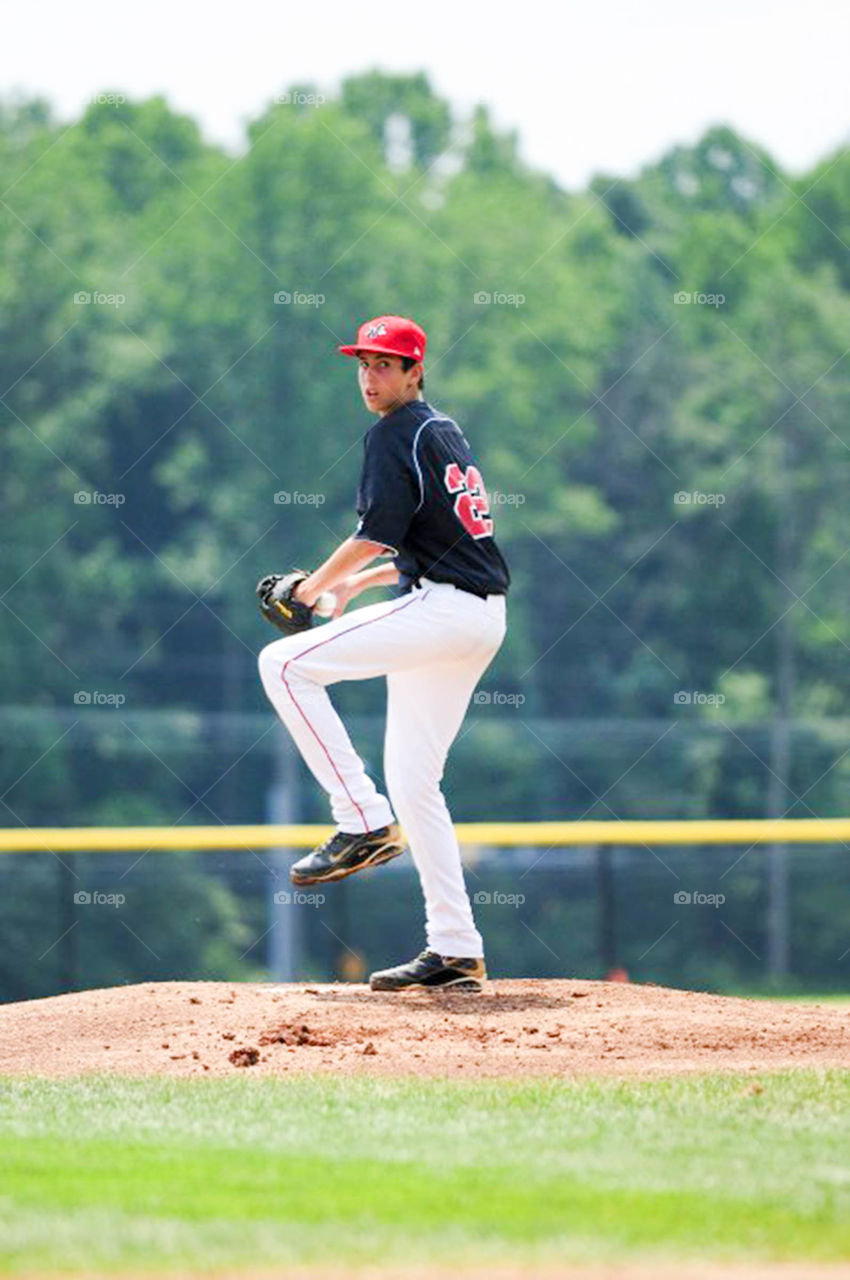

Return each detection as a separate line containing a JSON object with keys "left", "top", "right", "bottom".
{"left": 353, "top": 398, "right": 510, "bottom": 598}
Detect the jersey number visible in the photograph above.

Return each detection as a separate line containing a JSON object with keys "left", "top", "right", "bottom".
{"left": 443, "top": 463, "right": 493, "bottom": 539}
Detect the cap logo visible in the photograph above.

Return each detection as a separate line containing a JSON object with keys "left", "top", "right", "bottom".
{"left": 366, "top": 323, "right": 388, "bottom": 338}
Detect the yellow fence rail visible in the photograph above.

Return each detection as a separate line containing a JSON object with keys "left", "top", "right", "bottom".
{"left": 0, "top": 818, "right": 848, "bottom": 853}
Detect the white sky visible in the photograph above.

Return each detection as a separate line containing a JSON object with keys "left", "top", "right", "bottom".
{"left": 4, "top": 0, "right": 849, "bottom": 190}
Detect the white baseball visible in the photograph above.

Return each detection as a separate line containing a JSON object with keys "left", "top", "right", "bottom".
{"left": 314, "top": 590, "right": 337, "bottom": 618}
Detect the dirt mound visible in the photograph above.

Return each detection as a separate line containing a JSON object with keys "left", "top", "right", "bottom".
{"left": 0, "top": 978, "right": 847, "bottom": 1078}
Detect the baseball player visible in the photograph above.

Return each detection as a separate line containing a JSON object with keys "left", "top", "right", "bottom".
{"left": 257, "top": 315, "right": 510, "bottom": 992}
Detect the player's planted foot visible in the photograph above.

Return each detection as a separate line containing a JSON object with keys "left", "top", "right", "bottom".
{"left": 290, "top": 823, "right": 405, "bottom": 885}
{"left": 369, "top": 950, "right": 486, "bottom": 992}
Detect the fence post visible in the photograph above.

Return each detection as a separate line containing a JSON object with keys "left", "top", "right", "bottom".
{"left": 266, "top": 728, "right": 302, "bottom": 982}
{"left": 58, "top": 853, "right": 77, "bottom": 991}
{"left": 596, "top": 844, "right": 618, "bottom": 975}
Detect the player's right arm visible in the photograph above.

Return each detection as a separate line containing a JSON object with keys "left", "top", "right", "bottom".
{"left": 332, "top": 414, "right": 415, "bottom": 617}
{"left": 330, "top": 562, "right": 399, "bottom": 617}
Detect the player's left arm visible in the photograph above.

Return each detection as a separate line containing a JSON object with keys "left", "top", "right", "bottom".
{"left": 294, "top": 419, "right": 415, "bottom": 610}
{"left": 294, "top": 536, "right": 387, "bottom": 606}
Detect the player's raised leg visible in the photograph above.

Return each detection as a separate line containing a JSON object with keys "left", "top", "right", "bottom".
{"left": 258, "top": 611, "right": 395, "bottom": 833}
{"left": 257, "top": 588, "right": 478, "bottom": 885}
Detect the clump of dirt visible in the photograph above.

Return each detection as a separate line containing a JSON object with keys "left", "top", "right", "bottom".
{"left": 228, "top": 1046, "right": 260, "bottom": 1068}
{"left": 259, "top": 1022, "right": 329, "bottom": 1047}
{"left": 0, "top": 979, "right": 847, "bottom": 1079}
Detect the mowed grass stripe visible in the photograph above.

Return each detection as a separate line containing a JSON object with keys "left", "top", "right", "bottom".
{"left": 0, "top": 1070, "right": 849, "bottom": 1271}
{"left": 3, "top": 1136, "right": 849, "bottom": 1254}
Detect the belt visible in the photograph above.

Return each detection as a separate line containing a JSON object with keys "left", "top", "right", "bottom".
{"left": 399, "top": 572, "right": 503, "bottom": 602}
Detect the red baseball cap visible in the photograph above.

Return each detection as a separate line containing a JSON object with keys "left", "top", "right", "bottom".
{"left": 338, "top": 314, "right": 427, "bottom": 362}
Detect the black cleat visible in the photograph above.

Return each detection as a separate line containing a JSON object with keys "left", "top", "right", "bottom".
{"left": 290, "top": 823, "right": 405, "bottom": 886}
{"left": 369, "top": 949, "right": 486, "bottom": 993}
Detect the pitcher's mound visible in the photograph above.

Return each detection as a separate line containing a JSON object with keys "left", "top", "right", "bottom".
{"left": 0, "top": 979, "right": 847, "bottom": 1078}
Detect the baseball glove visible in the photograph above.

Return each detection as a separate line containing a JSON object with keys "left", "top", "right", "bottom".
{"left": 256, "top": 570, "right": 315, "bottom": 635}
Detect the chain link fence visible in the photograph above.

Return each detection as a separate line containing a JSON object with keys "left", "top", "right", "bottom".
{"left": 1, "top": 708, "right": 848, "bottom": 1001}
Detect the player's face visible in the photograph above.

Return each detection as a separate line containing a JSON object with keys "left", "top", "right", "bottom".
{"left": 357, "top": 352, "right": 422, "bottom": 415}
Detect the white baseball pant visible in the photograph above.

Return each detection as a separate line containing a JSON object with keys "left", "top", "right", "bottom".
{"left": 257, "top": 578, "right": 507, "bottom": 957}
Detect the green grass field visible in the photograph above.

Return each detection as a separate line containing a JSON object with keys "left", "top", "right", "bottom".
{"left": 1, "top": 1070, "right": 849, "bottom": 1274}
